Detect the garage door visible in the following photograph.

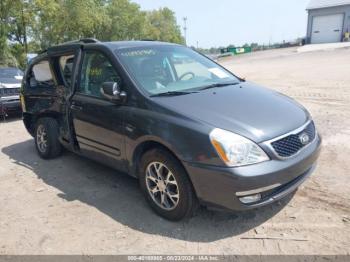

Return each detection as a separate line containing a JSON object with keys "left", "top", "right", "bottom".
{"left": 311, "top": 14, "right": 344, "bottom": 44}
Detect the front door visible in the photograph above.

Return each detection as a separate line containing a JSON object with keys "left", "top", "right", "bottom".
{"left": 70, "top": 50, "right": 126, "bottom": 171}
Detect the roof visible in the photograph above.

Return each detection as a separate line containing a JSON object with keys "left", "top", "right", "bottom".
{"left": 33, "top": 40, "right": 179, "bottom": 65}
{"left": 45, "top": 40, "right": 177, "bottom": 55}
{"left": 307, "top": 0, "right": 350, "bottom": 9}
{"left": 103, "top": 40, "right": 178, "bottom": 50}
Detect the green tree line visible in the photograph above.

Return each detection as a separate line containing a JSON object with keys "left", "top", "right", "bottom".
{"left": 0, "top": 0, "right": 184, "bottom": 69}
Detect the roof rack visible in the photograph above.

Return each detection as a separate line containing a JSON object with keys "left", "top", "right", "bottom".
{"left": 79, "top": 38, "right": 100, "bottom": 43}
{"left": 38, "top": 49, "right": 48, "bottom": 54}
{"left": 40, "top": 38, "right": 101, "bottom": 55}
{"left": 60, "top": 38, "right": 100, "bottom": 45}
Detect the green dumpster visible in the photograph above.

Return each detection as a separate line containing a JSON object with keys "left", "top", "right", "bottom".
{"left": 220, "top": 47, "right": 252, "bottom": 55}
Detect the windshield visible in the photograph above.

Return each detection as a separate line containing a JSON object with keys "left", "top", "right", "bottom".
{"left": 115, "top": 45, "right": 240, "bottom": 95}
{"left": 0, "top": 68, "right": 24, "bottom": 79}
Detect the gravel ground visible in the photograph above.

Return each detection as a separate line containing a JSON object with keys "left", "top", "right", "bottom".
{"left": 0, "top": 47, "right": 349, "bottom": 255}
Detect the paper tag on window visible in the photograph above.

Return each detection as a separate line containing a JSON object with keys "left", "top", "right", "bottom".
{"left": 208, "top": 68, "right": 230, "bottom": 79}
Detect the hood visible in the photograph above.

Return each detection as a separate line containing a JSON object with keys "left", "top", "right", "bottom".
{"left": 0, "top": 77, "right": 22, "bottom": 88}
{"left": 154, "top": 82, "right": 309, "bottom": 143}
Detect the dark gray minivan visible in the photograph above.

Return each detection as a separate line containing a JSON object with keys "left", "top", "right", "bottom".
{"left": 21, "top": 39, "right": 321, "bottom": 220}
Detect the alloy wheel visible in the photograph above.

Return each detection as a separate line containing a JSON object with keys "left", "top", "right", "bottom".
{"left": 36, "top": 125, "right": 48, "bottom": 153}
{"left": 145, "top": 161, "right": 180, "bottom": 210}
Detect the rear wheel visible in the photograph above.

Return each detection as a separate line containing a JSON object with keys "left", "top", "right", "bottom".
{"left": 139, "top": 149, "right": 198, "bottom": 221}
{"left": 34, "top": 118, "right": 62, "bottom": 159}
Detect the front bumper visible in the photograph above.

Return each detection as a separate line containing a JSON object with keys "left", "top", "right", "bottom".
{"left": 0, "top": 97, "right": 21, "bottom": 115}
{"left": 183, "top": 134, "right": 322, "bottom": 211}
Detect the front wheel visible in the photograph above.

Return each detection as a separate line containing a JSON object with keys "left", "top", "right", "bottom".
{"left": 34, "top": 117, "right": 62, "bottom": 159}
{"left": 139, "top": 149, "right": 198, "bottom": 221}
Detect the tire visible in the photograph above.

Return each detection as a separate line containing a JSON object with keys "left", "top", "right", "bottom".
{"left": 139, "top": 148, "right": 198, "bottom": 221}
{"left": 34, "top": 117, "right": 62, "bottom": 159}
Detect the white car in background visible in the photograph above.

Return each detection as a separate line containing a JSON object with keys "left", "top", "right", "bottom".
{"left": 0, "top": 67, "right": 23, "bottom": 117}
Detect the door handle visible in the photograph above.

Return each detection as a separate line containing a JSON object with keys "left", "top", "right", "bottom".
{"left": 70, "top": 104, "right": 83, "bottom": 111}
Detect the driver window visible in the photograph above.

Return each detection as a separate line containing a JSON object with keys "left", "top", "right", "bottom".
{"left": 171, "top": 53, "right": 211, "bottom": 80}
{"left": 79, "top": 51, "right": 121, "bottom": 97}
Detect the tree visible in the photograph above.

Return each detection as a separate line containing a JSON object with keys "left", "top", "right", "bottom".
{"left": 0, "top": 0, "right": 18, "bottom": 67}
{"left": 250, "top": 43, "right": 259, "bottom": 49}
{"left": 1, "top": 0, "right": 185, "bottom": 67}
{"left": 9, "top": 43, "right": 27, "bottom": 68}
{"left": 7, "top": 0, "right": 35, "bottom": 54}
{"left": 30, "top": 0, "right": 61, "bottom": 49}
{"left": 31, "top": 0, "right": 107, "bottom": 49}
{"left": 144, "top": 8, "right": 184, "bottom": 44}
{"left": 99, "top": 0, "right": 145, "bottom": 41}
{"left": 30, "top": 1, "right": 184, "bottom": 47}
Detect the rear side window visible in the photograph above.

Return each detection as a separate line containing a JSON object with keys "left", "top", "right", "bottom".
{"left": 30, "top": 60, "right": 54, "bottom": 87}
{"left": 59, "top": 55, "right": 75, "bottom": 86}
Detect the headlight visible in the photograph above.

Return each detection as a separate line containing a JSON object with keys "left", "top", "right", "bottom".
{"left": 209, "top": 128, "right": 269, "bottom": 167}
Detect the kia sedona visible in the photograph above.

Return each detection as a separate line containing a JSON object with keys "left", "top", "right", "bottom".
{"left": 21, "top": 39, "right": 321, "bottom": 220}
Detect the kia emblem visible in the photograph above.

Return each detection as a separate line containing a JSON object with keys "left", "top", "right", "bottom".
{"left": 299, "top": 133, "right": 310, "bottom": 145}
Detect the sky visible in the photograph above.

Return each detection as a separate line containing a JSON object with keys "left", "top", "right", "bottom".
{"left": 132, "top": 0, "right": 310, "bottom": 48}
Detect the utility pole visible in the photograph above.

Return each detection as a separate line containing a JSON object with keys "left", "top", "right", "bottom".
{"left": 21, "top": 1, "right": 28, "bottom": 55}
{"left": 183, "top": 17, "right": 187, "bottom": 46}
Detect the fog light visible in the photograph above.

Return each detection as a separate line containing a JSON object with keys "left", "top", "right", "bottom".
{"left": 239, "top": 194, "right": 262, "bottom": 204}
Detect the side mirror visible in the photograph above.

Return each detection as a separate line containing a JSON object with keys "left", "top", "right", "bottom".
{"left": 100, "top": 82, "right": 127, "bottom": 102}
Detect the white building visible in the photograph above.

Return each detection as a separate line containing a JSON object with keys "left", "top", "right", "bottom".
{"left": 306, "top": 0, "right": 350, "bottom": 44}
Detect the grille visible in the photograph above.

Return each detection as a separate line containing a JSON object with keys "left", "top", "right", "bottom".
{"left": 271, "top": 121, "right": 316, "bottom": 158}
{"left": 0, "top": 88, "right": 20, "bottom": 97}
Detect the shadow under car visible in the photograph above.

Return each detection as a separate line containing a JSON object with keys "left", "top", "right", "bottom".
{"left": 1, "top": 139, "right": 294, "bottom": 242}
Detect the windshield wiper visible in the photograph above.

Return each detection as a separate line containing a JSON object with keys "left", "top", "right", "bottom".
{"left": 198, "top": 81, "right": 240, "bottom": 91}
{"left": 150, "top": 91, "right": 198, "bottom": 97}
